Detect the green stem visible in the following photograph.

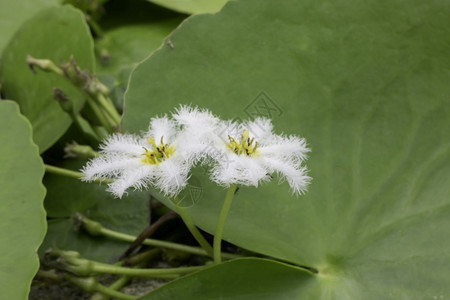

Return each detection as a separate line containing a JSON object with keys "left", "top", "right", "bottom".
{"left": 213, "top": 184, "right": 237, "bottom": 264}
{"left": 85, "top": 95, "right": 114, "bottom": 133}
{"left": 72, "top": 113, "right": 103, "bottom": 142}
{"left": 85, "top": 15, "right": 104, "bottom": 38}
{"left": 94, "top": 283, "right": 136, "bottom": 300}
{"left": 45, "top": 164, "right": 83, "bottom": 179}
{"left": 97, "top": 93, "right": 121, "bottom": 125}
{"left": 36, "top": 269, "right": 63, "bottom": 282}
{"left": 90, "top": 250, "right": 159, "bottom": 300}
{"left": 44, "top": 164, "right": 113, "bottom": 184}
{"left": 65, "top": 275, "right": 136, "bottom": 300}
{"left": 80, "top": 216, "right": 239, "bottom": 260}
{"left": 173, "top": 204, "right": 214, "bottom": 258}
{"left": 89, "top": 274, "right": 131, "bottom": 300}
{"left": 85, "top": 262, "right": 203, "bottom": 278}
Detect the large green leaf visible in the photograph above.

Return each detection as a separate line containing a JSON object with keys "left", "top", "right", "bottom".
{"left": 0, "top": 5, "right": 95, "bottom": 152}
{"left": 0, "top": 0, "right": 58, "bottom": 56}
{"left": 124, "top": 0, "right": 450, "bottom": 298}
{"left": 0, "top": 101, "right": 46, "bottom": 299}
{"left": 142, "top": 258, "right": 314, "bottom": 299}
{"left": 145, "top": 0, "right": 228, "bottom": 14}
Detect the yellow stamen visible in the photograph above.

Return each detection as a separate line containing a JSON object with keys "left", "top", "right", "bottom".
{"left": 141, "top": 136, "right": 174, "bottom": 165}
{"left": 226, "top": 129, "right": 259, "bottom": 157}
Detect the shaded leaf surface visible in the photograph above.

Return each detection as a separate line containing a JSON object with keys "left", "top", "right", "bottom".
{"left": 124, "top": 0, "right": 450, "bottom": 298}
{"left": 96, "top": 0, "right": 183, "bottom": 108}
{"left": 0, "top": 101, "right": 46, "bottom": 299}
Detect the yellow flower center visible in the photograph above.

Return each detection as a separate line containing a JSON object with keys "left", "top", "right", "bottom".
{"left": 141, "top": 136, "right": 175, "bottom": 165}
{"left": 226, "top": 129, "right": 259, "bottom": 157}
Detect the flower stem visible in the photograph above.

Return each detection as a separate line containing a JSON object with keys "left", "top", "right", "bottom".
{"left": 79, "top": 215, "right": 239, "bottom": 260}
{"left": 173, "top": 204, "right": 214, "bottom": 258}
{"left": 213, "top": 184, "right": 237, "bottom": 264}
{"left": 44, "top": 164, "right": 113, "bottom": 184}
{"left": 45, "top": 164, "right": 83, "bottom": 179}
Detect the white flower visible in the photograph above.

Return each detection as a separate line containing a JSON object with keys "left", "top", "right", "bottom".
{"left": 82, "top": 116, "right": 192, "bottom": 198}
{"left": 208, "top": 117, "right": 311, "bottom": 195}
{"left": 172, "top": 105, "right": 221, "bottom": 164}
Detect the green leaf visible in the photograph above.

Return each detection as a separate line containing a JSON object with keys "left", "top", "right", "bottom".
{"left": 124, "top": 0, "right": 450, "bottom": 298}
{"left": 0, "top": 100, "right": 46, "bottom": 299}
{"left": 40, "top": 189, "right": 149, "bottom": 262}
{"left": 145, "top": 0, "right": 228, "bottom": 14}
{"left": 0, "top": 5, "right": 95, "bottom": 153}
{"left": 0, "top": 0, "right": 58, "bottom": 56}
{"left": 43, "top": 159, "right": 111, "bottom": 218}
{"left": 41, "top": 158, "right": 150, "bottom": 262}
{"left": 141, "top": 258, "right": 314, "bottom": 299}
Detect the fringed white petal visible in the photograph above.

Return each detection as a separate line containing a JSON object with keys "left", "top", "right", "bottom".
{"left": 107, "top": 165, "right": 156, "bottom": 198}
{"left": 207, "top": 116, "right": 311, "bottom": 194}
{"left": 261, "top": 157, "right": 311, "bottom": 195}
{"left": 82, "top": 156, "right": 139, "bottom": 181}
{"left": 173, "top": 105, "right": 220, "bottom": 133}
{"left": 155, "top": 158, "right": 190, "bottom": 197}
{"left": 101, "top": 133, "right": 144, "bottom": 155}
{"left": 244, "top": 117, "right": 274, "bottom": 140}
{"left": 172, "top": 105, "right": 221, "bottom": 164}
{"left": 258, "top": 135, "right": 309, "bottom": 161}
{"left": 217, "top": 119, "right": 241, "bottom": 142}
{"left": 146, "top": 116, "right": 177, "bottom": 143}
{"left": 211, "top": 154, "right": 270, "bottom": 187}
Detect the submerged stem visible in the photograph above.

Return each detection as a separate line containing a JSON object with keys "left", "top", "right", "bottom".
{"left": 213, "top": 184, "right": 237, "bottom": 264}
